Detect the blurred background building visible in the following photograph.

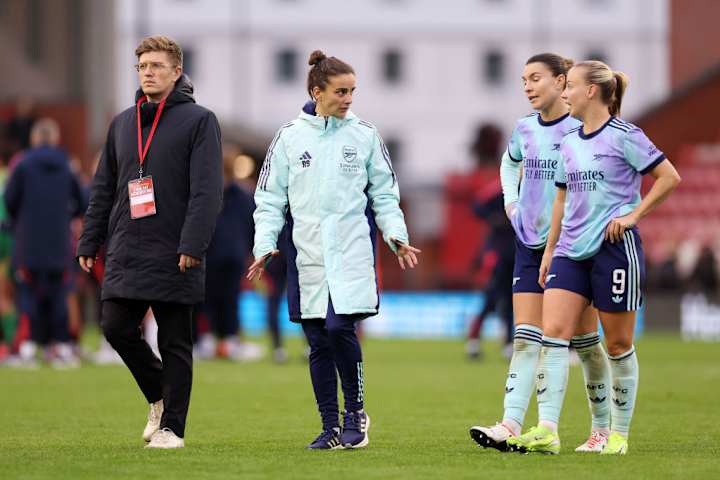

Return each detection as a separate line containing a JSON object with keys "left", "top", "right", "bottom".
{"left": 114, "top": 0, "right": 670, "bottom": 242}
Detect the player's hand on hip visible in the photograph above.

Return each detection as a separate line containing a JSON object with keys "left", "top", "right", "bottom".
{"left": 246, "top": 250, "right": 279, "bottom": 281}
{"left": 605, "top": 213, "right": 637, "bottom": 244}
{"left": 178, "top": 254, "right": 201, "bottom": 273}
{"left": 391, "top": 237, "right": 422, "bottom": 270}
{"left": 78, "top": 256, "right": 95, "bottom": 273}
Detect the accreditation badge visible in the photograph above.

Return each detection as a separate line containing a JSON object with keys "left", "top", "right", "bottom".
{"left": 128, "top": 176, "right": 157, "bottom": 219}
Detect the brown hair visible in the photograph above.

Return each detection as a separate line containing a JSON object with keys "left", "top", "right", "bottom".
{"left": 306, "top": 50, "right": 355, "bottom": 99}
{"left": 574, "top": 60, "right": 629, "bottom": 116}
{"left": 526, "top": 53, "right": 574, "bottom": 85}
{"left": 135, "top": 35, "right": 183, "bottom": 67}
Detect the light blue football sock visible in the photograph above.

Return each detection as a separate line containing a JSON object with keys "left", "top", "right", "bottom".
{"left": 502, "top": 324, "right": 543, "bottom": 429}
{"left": 537, "top": 336, "right": 570, "bottom": 428}
{"left": 572, "top": 332, "right": 611, "bottom": 431}
{"left": 609, "top": 346, "right": 639, "bottom": 437}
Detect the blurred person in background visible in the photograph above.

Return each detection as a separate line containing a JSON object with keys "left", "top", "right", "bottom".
{"left": 470, "top": 54, "right": 609, "bottom": 454}
{"left": 75, "top": 151, "right": 123, "bottom": 365}
{"left": 65, "top": 156, "right": 87, "bottom": 350}
{"left": 6, "top": 97, "right": 37, "bottom": 155}
{"left": 248, "top": 50, "right": 420, "bottom": 450}
{"left": 0, "top": 155, "right": 16, "bottom": 362}
{"left": 466, "top": 180, "right": 515, "bottom": 360}
{"left": 239, "top": 153, "right": 290, "bottom": 363}
{"left": 507, "top": 60, "right": 681, "bottom": 455}
{"left": 687, "top": 243, "right": 719, "bottom": 296}
{"left": 465, "top": 124, "right": 515, "bottom": 360}
{"left": 264, "top": 224, "right": 289, "bottom": 363}
{"left": 197, "top": 150, "right": 261, "bottom": 361}
{"left": 77, "top": 35, "right": 223, "bottom": 449}
{"left": 238, "top": 151, "right": 290, "bottom": 363}
{"left": 3, "top": 118, "right": 86, "bottom": 368}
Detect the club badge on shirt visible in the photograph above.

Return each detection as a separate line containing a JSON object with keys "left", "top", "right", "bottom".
{"left": 128, "top": 176, "right": 157, "bottom": 219}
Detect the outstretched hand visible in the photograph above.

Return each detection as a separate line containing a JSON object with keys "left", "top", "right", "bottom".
{"left": 247, "top": 250, "right": 280, "bottom": 281}
{"left": 391, "top": 237, "right": 421, "bottom": 270}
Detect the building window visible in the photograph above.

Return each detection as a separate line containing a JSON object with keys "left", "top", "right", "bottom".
{"left": 483, "top": 50, "right": 505, "bottom": 85}
{"left": 382, "top": 49, "right": 403, "bottom": 85}
{"left": 182, "top": 47, "right": 196, "bottom": 77}
{"left": 26, "top": 0, "right": 44, "bottom": 63}
{"left": 275, "top": 48, "right": 298, "bottom": 83}
{"left": 585, "top": 50, "right": 608, "bottom": 64}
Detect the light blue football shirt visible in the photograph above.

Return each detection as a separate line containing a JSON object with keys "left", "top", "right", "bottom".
{"left": 554, "top": 117, "right": 666, "bottom": 260}
{"left": 506, "top": 112, "right": 582, "bottom": 249}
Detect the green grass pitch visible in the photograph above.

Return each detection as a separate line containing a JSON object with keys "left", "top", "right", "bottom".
{"left": 1, "top": 334, "right": 717, "bottom": 479}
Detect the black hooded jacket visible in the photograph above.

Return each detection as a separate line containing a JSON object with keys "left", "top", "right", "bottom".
{"left": 77, "top": 75, "right": 223, "bottom": 304}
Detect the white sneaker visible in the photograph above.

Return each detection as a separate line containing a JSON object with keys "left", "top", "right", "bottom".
{"left": 145, "top": 428, "right": 184, "bottom": 449}
{"left": 272, "top": 347, "right": 289, "bottom": 364}
{"left": 92, "top": 347, "right": 123, "bottom": 365}
{"left": 51, "top": 343, "right": 81, "bottom": 369}
{"left": 466, "top": 339, "right": 482, "bottom": 360}
{"left": 575, "top": 431, "right": 608, "bottom": 452}
{"left": 4, "top": 354, "right": 40, "bottom": 369}
{"left": 469, "top": 422, "right": 515, "bottom": 452}
{"left": 93, "top": 338, "right": 124, "bottom": 365}
{"left": 19, "top": 341, "right": 38, "bottom": 361}
{"left": 195, "top": 333, "right": 217, "bottom": 360}
{"left": 230, "top": 341, "right": 265, "bottom": 362}
{"left": 143, "top": 400, "right": 164, "bottom": 442}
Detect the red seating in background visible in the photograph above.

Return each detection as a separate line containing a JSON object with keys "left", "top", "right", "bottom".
{"left": 640, "top": 143, "right": 720, "bottom": 263}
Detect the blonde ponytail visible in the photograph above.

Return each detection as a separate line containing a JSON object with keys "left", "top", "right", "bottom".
{"left": 609, "top": 71, "right": 629, "bottom": 117}
{"left": 575, "top": 61, "right": 630, "bottom": 117}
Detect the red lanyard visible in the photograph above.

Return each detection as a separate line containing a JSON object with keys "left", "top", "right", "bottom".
{"left": 136, "top": 95, "right": 166, "bottom": 177}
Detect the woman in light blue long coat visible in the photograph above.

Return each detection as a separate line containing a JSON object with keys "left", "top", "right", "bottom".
{"left": 248, "top": 50, "right": 420, "bottom": 450}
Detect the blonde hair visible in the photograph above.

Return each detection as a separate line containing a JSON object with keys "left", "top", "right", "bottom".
{"left": 575, "top": 60, "right": 629, "bottom": 116}
{"left": 135, "top": 35, "right": 183, "bottom": 67}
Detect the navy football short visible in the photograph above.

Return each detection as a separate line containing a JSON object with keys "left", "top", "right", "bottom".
{"left": 512, "top": 237, "right": 545, "bottom": 294}
{"left": 545, "top": 228, "right": 645, "bottom": 312}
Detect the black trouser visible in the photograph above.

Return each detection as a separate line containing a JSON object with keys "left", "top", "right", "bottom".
{"left": 101, "top": 299, "right": 193, "bottom": 437}
{"left": 17, "top": 269, "right": 69, "bottom": 345}
{"left": 204, "top": 262, "right": 243, "bottom": 338}
{"left": 468, "top": 248, "right": 514, "bottom": 343}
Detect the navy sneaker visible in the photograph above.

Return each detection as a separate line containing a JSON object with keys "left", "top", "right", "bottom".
{"left": 306, "top": 427, "right": 343, "bottom": 450}
{"left": 341, "top": 410, "right": 370, "bottom": 448}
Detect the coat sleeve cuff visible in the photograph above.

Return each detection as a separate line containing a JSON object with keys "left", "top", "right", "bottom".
{"left": 384, "top": 231, "right": 409, "bottom": 254}
{"left": 76, "top": 244, "right": 98, "bottom": 259}
{"left": 177, "top": 245, "right": 204, "bottom": 259}
{"left": 253, "top": 244, "right": 277, "bottom": 259}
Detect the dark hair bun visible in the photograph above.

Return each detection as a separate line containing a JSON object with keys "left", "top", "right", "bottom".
{"left": 308, "top": 50, "right": 327, "bottom": 66}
